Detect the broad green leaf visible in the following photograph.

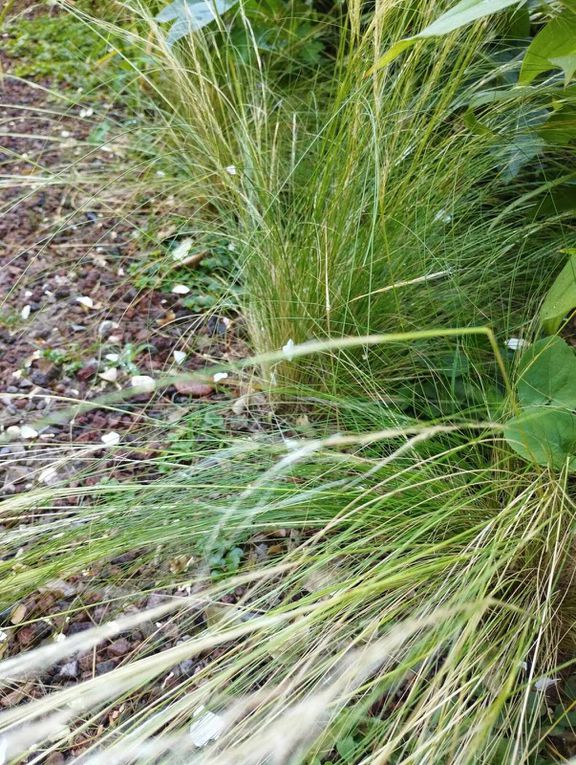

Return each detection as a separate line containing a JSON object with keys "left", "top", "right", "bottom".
{"left": 504, "top": 407, "right": 576, "bottom": 469}
{"left": 495, "top": 131, "right": 545, "bottom": 180}
{"left": 369, "top": 0, "right": 525, "bottom": 72}
{"left": 530, "top": 185, "right": 576, "bottom": 218}
{"left": 156, "top": 0, "right": 239, "bottom": 45}
{"left": 538, "top": 105, "right": 576, "bottom": 146}
{"left": 550, "top": 54, "right": 576, "bottom": 85}
{"left": 519, "top": 10, "right": 576, "bottom": 86}
{"left": 541, "top": 254, "right": 576, "bottom": 333}
{"left": 516, "top": 336, "right": 576, "bottom": 408}
{"left": 502, "top": 3, "right": 530, "bottom": 38}
{"left": 418, "top": 0, "right": 525, "bottom": 38}
{"left": 467, "top": 86, "right": 537, "bottom": 108}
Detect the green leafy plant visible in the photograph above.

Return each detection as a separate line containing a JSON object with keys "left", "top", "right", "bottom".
{"left": 519, "top": 6, "right": 576, "bottom": 86}
{"left": 156, "top": 0, "right": 326, "bottom": 69}
{"left": 505, "top": 337, "right": 576, "bottom": 468}
{"left": 367, "top": 0, "right": 524, "bottom": 74}
{"left": 156, "top": 0, "right": 239, "bottom": 45}
{"left": 540, "top": 250, "right": 576, "bottom": 333}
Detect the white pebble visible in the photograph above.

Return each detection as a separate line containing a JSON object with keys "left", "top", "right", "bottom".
{"left": 39, "top": 467, "right": 58, "bottom": 485}
{"left": 99, "top": 368, "right": 118, "bottom": 383}
{"left": 213, "top": 372, "right": 228, "bottom": 382}
{"left": 189, "top": 709, "right": 225, "bottom": 748}
{"left": 171, "top": 284, "right": 190, "bottom": 295}
{"left": 21, "top": 425, "right": 39, "bottom": 440}
{"left": 101, "top": 432, "right": 120, "bottom": 447}
{"left": 76, "top": 296, "right": 94, "bottom": 309}
{"left": 20, "top": 305, "right": 31, "bottom": 320}
{"left": 173, "top": 350, "right": 187, "bottom": 365}
{"left": 131, "top": 375, "right": 156, "bottom": 393}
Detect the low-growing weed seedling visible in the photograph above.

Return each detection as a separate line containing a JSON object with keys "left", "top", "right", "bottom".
{"left": 158, "top": 407, "right": 228, "bottom": 472}
{"left": 109, "top": 342, "right": 151, "bottom": 376}
{"left": 41, "top": 347, "right": 84, "bottom": 375}
{"left": 505, "top": 336, "right": 576, "bottom": 469}
{"left": 129, "top": 233, "right": 240, "bottom": 310}
{"left": 208, "top": 541, "right": 244, "bottom": 578}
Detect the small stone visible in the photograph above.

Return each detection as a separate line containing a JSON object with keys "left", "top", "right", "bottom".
{"left": 46, "top": 753, "right": 65, "bottom": 765}
{"left": 39, "top": 467, "right": 58, "bottom": 485}
{"left": 173, "top": 350, "right": 187, "bottom": 365}
{"left": 171, "top": 284, "right": 190, "bottom": 295}
{"left": 101, "top": 432, "right": 120, "bottom": 447}
{"left": 178, "top": 658, "right": 195, "bottom": 676}
{"left": 1, "top": 687, "right": 27, "bottom": 707}
{"left": 130, "top": 375, "right": 155, "bottom": 393}
{"left": 107, "top": 637, "right": 131, "bottom": 657}
{"left": 10, "top": 604, "right": 27, "bottom": 624}
{"left": 76, "top": 296, "right": 94, "bottom": 309}
{"left": 96, "top": 659, "right": 117, "bottom": 675}
{"left": 146, "top": 592, "right": 173, "bottom": 609}
{"left": 77, "top": 361, "right": 98, "bottom": 381}
{"left": 20, "top": 425, "right": 39, "bottom": 440}
{"left": 174, "top": 381, "right": 213, "bottom": 397}
{"left": 58, "top": 660, "right": 79, "bottom": 680}
{"left": 98, "top": 320, "right": 119, "bottom": 336}
{"left": 17, "top": 625, "right": 38, "bottom": 648}
{"left": 66, "top": 622, "right": 92, "bottom": 635}
{"left": 98, "top": 368, "right": 118, "bottom": 383}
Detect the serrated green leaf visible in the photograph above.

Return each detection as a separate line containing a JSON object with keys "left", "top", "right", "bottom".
{"left": 541, "top": 255, "right": 576, "bottom": 333}
{"left": 516, "top": 337, "right": 576, "bottom": 408}
{"left": 519, "top": 10, "right": 576, "bottom": 86}
{"left": 504, "top": 407, "right": 576, "bottom": 469}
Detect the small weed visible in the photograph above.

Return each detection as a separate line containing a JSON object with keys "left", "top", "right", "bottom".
{"left": 207, "top": 541, "right": 244, "bottom": 578}
{"left": 129, "top": 233, "right": 240, "bottom": 310}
